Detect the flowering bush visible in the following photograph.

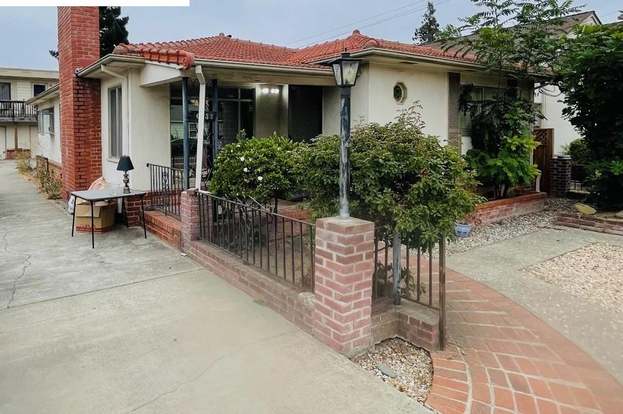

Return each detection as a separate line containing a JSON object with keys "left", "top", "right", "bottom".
{"left": 210, "top": 135, "right": 303, "bottom": 207}
{"left": 299, "top": 107, "right": 481, "bottom": 247}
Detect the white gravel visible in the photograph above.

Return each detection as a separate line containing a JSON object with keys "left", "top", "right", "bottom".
{"left": 352, "top": 338, "right": 432, "bottom": 403}
{"left": 525, "top": 243, "right": 623, "bottom": 313}
{"left": 447, "top": 198, "right": 574, "bottom": 255}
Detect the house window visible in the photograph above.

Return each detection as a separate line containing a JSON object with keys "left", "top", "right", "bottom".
{"left": 393, "top": 82, "right": 407, "bottom": 104}
{"left": 459, "top": 85, "right": 503, "bottom": 136}
{"left": 109, "top": 86, "right": 123, "bottom": 159}
{"left": 37, "top": 108, "right": 54, "bottom": 135}
{"left": 0, "top": 82, "right": 10, "bottom": 100}
{"left": 33, "top": 84, "right": 46, "bottom": 96}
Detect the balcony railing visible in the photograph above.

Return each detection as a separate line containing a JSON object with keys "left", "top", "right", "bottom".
{"left": 0, "top": 101, "right": 37, "bottom": 122}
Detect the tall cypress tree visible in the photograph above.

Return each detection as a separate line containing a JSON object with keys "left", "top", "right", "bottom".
{"left": 49, "top": 7, "right": 129, "bottom": 59}
{"left": 413, "top": 1, "right": 441, "bottom": 43}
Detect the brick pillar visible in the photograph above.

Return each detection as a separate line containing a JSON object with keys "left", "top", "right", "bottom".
{"left": 180, "top": 189, "right": 200, "bottom": 251}
{"left": 58, "top": 7, "right": 101, "bottom": 199}
{"left": 313, "top": 217, "right": 374, "bottom": 356}
{"left": 550, "top": 155, "right": 572, "bottom": 197}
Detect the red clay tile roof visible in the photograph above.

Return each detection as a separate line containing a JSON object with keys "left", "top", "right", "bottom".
{"left": 113, "top": 30, "right": 476, "bottom": 70}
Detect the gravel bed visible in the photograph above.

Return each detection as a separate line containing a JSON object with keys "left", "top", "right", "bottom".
{"left": 447, "top": 198, "right": 575, "bottom": 255}
{"left": 525, "top": 243, "right": 623, "bottom": 313}
{"left": 352, "top": 338, "right": 432, "bottom": 403}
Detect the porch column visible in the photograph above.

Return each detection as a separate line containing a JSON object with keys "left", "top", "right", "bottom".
{"left": 182, "top": 76, "right": 190, "bottom": 189}
{"left": 194, "top": 66, "right": 206, "bottom": 190}
{"left": 210, "top": 79, "right": 220, "bottom": 165}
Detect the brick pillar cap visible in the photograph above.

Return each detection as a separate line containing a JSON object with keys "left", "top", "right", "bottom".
{"left": 316, "top": 216, "right": 374, "bottom": 232}
{"left": 183, "top": 188, "right": 197, "bottom": 196}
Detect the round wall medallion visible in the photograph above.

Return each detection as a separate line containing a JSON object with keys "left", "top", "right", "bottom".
{"left": 393, "top": 82, "right": 407, "bottom": 104}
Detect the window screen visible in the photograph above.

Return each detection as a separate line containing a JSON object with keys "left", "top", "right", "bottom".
{"left": 109, "top": 86, "right": 123, "bottom": 158}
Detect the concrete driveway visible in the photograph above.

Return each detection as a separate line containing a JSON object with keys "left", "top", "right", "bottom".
{"left": 0, "top": 161, "right": 428, "bottom": 414}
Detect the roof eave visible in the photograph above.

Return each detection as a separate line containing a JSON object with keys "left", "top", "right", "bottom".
{"left": 193, "top": 58, "right": 333, "bottom": 76}
{"left": 311, "top": 48, "right": 484, "bottom": 70}
{"left": 76, "top": 54, "right": 147, "bottom": 78}
{"left": 26, "top": 83, "right": 59, "bottom": 106}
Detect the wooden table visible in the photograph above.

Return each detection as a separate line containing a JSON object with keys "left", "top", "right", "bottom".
{"left": 71, "top": 189, "right": 147, "bottom": 248}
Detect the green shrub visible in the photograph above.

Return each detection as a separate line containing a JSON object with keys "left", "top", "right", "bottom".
{"left": 465, "top": 135, "right": 540, "bottom": 199}
{"left": 557, "top": 25, "right": 623, "bottom": 209}
{"left": 563, "top": 138, "right": 589, "bottom": 164}
{"left": 15, "top": 152, "right": 32, "bottom": 174}
{"left": 299, "top": 107, "right": 481, "bottom": 247}
{"left": 36, "top": 168, "right": 62, "bottom": 199}
{"left": 210, "top": 134, "right": 303, "bottom": 207}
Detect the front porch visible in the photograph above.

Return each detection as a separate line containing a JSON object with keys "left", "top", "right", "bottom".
{"left": 131, "top": 62, "right": 336, "bottom": 219}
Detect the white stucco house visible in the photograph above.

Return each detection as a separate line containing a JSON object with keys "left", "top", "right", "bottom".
{"left": 30, "top": 28, "right": 527, "bottom": 193}
{"left": 0, "top": 67, "right": 58, "bottom": 159}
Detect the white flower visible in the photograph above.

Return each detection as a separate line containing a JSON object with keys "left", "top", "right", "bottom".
{"left": 243, "top": 167, "right": 249, "bottom": 173}
{"left": 257, "top": 176, "right": 263, "bottom": 182}
{"left": 240, "top": 156, "right": 245, "bottom": 161}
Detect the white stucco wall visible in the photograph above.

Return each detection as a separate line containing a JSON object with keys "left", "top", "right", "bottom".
{"left": 100, "top": 70, "right": 171, "bottom": 191}
{"left": 35, "top": 98, "right": 62, "bottom": 164}
{"left": 537, "top": 85, "right": 579, "bottom": 155}
{"left": 367, "top": 63, "right": 448, "bottom": 144}
{"left": 321, "top": 63, "right": 449, "bottom": 144}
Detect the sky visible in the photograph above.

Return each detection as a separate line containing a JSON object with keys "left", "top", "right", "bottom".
{"left": 0, "top": 0, "right": 620, "bottom": 70}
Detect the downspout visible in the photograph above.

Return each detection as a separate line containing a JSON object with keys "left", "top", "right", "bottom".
{"left": 101, "top": 65, "right": 131, "bottom": 159}
{"left": 182, "top": 77, "right": 190, "bottom": 189}
{"left": 194, "top": 65, "right": 206, "bottom": 190}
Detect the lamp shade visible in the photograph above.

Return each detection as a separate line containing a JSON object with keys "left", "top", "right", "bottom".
{"left": 330, "top": 53, "right": 361, "bottom": 87}
{"left": 116, "top": 155, "right": 134, "bottom": 172}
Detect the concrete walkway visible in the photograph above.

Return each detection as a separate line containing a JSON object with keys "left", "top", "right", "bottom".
{"left": 447, "top": 228, "right": 623, "bottom": 385}
{"left": 0, "top": 161, "right": 427, "bottom": 414}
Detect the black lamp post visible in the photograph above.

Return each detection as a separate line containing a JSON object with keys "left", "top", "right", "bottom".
{"left": 116, "top": 155, "right": 134, "bottom": 194}
{"left": 329, "top": 53, "right": 360, "bottom": 218}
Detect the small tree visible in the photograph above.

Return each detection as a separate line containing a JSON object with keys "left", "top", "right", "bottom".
{"left": 413, "top": 2, "right": 441, "bottom": 43}
{"left": 556, "top": 24, "right": 623, "bottom": 209}
{"left": 301, "top": 106, "right": 481, "bottom": 246}
{"left": 440, "top": 0, "right": 577, "bottom": 199}
{"left": 210, "top": 135, "right": 303, "bottom": 209}
{"left": 49, "top": 7, "right": 129, "bottom": 59}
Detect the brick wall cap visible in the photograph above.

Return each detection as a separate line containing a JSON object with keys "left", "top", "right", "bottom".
{"left": 317, "top": 216, "right": 374, "bottom": 231}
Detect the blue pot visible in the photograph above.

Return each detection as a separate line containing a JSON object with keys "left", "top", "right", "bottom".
{"left": 455, "top": 222, "right": 472, "bottom": 238}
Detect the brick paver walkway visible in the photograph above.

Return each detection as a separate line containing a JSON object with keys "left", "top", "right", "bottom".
{"left": 425, "top": 269, "right": 623, "bottom": 414}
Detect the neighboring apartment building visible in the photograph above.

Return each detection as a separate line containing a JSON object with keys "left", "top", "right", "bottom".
{"left": 0, "top": 67, "right": 58, "bottom": 159}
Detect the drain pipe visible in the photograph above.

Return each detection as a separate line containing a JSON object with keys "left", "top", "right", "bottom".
{"left": 194, "top": 65, "right": 206, "bottom": 190}
{"left": 101, "top": 65, "right": 131, "bottom": 159}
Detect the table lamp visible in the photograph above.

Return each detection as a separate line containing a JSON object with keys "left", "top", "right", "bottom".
{"left": 116, "top": 155, "right": 134, "bottom": 194}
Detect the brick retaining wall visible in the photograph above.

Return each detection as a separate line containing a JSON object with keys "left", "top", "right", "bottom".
{"left": 470, "top": 192, "right": 547, "bottom": 226}
{"left": 168, "top": 190, "right": 443, "bottom": 356}
{"left": 555, "top": 213, "right": 623, "bottom": 236}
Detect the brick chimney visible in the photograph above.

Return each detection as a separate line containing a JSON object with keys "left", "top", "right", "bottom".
{"left": 58, "top": 7, "right": 101, "bottom": 199}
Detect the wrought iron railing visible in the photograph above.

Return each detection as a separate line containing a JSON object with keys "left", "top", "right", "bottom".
{"left": 373, "top": 231, "right": 447, "bottom": 345}
{"left": 569, "top": 162, "right": 591, "bottom": 194}
{"left": 197, "top": 191, "right": 315, "bottom": 291}
{"left": 147, "top": 163, "right": 184, "bottom": 218}
{"left": 0, "top": 100, "right": 37, "bottom": 121}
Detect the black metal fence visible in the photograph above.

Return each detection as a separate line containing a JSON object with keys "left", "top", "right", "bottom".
{"left": 569, "top": 162, "right": 591, "bottom": 194}
{"left": 373, "top": 231, "right": 447, "bottom": 344}
{"left": 0, "top": 100, "right": 37, "bottom": 121}
{"left": 147, "top": 163, "right": 185, "bottom": 218}
{"left": 197, "top": 191, "right": 315, "bottom": 291}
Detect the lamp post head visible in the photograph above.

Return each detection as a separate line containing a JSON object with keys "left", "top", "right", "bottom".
{"left": 330, "top": 53, "right": 361, "bottom": 88}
